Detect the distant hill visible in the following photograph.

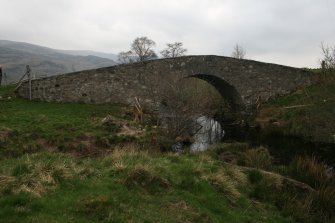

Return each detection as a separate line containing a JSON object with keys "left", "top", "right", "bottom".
{"left": 57, "top": 49, "right": 118, "bottom": 61}
{"left": 0, "top": 40, "right": 117, "bottom": 83}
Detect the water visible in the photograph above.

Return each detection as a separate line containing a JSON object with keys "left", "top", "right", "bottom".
{"left": 190, "top": 116, "right": 225, "bottom": 152}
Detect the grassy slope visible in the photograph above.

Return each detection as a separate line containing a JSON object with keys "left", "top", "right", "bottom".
{"left": 0, "top": 85, "right": 294, "bottom": 223}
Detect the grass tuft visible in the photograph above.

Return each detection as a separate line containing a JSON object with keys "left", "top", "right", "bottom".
{"left": 0, "top": 153, "right": 94, "bottom": 197}
{"left": 242, "top": 146, "right": 273, "bottom": 170}
{"left": 224, "top": 165, "right": 248, "bottom": 187}
{"left": 204, "top": 171, "right": 241, "bottom": 203}
{"left": 288, "top": 156, "right": 331, "bottom": 189}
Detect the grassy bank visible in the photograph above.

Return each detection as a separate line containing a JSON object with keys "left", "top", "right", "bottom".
{"left": 0, "top": 149, "right": 297, "bottom": 223}
{"left": 258, "top": 70, "right": 335, "bottom": 143}
{"left": 254, "top": 70, "right": 335, "bottom": 165}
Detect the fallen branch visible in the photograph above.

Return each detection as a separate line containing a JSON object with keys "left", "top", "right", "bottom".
{"left": 283, "top": 104, "right": 313, "bottom": 109}
{"left": 224, "top": 162, "right": 316, "bottom": 193}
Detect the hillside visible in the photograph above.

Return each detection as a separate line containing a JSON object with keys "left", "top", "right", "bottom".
{"left": 0, "top": 40, "right": 117, "bottom": 83}
{"left": 57, "top": 49, "right": 118, "bottom": 61}
{"left": 0, "top": 84, "right": 334, "bottom": 223}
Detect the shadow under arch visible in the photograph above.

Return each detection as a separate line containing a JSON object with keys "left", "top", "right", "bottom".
{"left": 186, "top": 74, "right": 246, "bottom": 112}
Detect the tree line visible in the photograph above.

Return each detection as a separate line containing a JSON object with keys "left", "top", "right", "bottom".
{"left": 117, "top": 36, "right": 246, "bottom": 64}
{"left": 118, "top": 36, "right": 335, "bottom": 70}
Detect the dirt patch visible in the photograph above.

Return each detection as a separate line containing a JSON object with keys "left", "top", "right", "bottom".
{"left": 255, "top": 107, "right": 287, "bottom": 128}
{"left": 62, "top": 136, "right": 114, "bottom": 158}
{"left": 35, "top": 138, "right": 58, "bottom": 152}
{"left": 0, "top": 127, "right": 13, "bottom": 143}
{"left": 117, "top": 125, "right": 144, "bottom": 137}
{"left": 162, "top": 200, "right": 211, "bottom": 223}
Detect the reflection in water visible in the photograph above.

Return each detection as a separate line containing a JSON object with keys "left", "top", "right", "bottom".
{"left": 190, "top": 116, "right": 225, "bottom": 152}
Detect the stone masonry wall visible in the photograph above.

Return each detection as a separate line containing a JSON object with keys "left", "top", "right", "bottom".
{"left": 16, "top": 55, "right": 315, "bottom": 107}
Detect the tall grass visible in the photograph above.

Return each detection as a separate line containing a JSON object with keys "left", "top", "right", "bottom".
{"left": 0, "top": 153, "right": 94, "bottom": 197}
{"left": 288, "top": 156, "right": 332, "bottom": 188}
{"left": 242, "top": 146, "right": 273, "bottom": 170}
{"left": 285, "top": 156, "right": 335, "bottom": 222}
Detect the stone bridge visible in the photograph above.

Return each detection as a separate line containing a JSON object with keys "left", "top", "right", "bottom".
{"left": 17, "top": 55, "right": 314, "bottom": 111}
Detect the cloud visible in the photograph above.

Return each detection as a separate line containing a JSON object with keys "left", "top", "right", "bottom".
{"left": 0, "top": 0, "right": 334, "bottom": 67}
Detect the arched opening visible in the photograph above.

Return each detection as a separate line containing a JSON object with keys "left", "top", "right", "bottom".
{"left": 186, "top": 74, "right": 245, "bottom": 112}
{"left": 157, "top": 73, "right": 246, "bottom": 152}
{"left": 183, "top": 74, "right": 247, "bottom": 149}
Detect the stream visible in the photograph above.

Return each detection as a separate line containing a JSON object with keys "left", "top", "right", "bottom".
{"left": 187, "top": 115, "right": 335, "bottom": 166}
{"left": 189, "top": 116, "right": 225, "bottom": 152}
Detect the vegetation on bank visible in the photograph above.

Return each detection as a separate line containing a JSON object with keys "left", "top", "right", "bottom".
{"left": 258, "top": 69, "right": 335, "bottom": 144}
{"left": 254, "top": 70, "right": 335, "bottom": 165}
{"left": 212, "top": 143, "right": 335, "bottom": 223}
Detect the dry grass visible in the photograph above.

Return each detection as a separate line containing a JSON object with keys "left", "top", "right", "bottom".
{"left": 111, "top": 144, "right": 149, "bottom": 160}
{"left": 112, "top": 160, "right": 126, "bottom": 173}
{"left": 288, "top": 156, "right": 331, "bottom": 188}
{"left": 262, "top": 171, "right": 283, "bottom": 190}
{"left": 0, "top": 153, "right": 94, "bottom": 197}
{"left": 224, "top": 166, "right": 248, "bottom": 187}
{"left": 203, "top": 171, "right": 241, "bottom": 203}
{"left": 102, "top": 145, "right": 152, "bottom": 173}
{"left": 192, "top": 154, "right": 216, "bottom": 175}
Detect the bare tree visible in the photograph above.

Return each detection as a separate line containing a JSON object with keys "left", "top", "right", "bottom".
{"left": 160, "top": 42, "right": 187, "bottom": 58}
{"left": 118, "top": 50, "right": 135, "bottom": 64}
{"left": 320, "top": 42, "right": 335, "bottom": 69}
{"left": 117, "top": 37, "right": 157, "bottom": 64}
{"left": 231, "top": 44, "right": 246, "bottom": 59}
{"left": 131, "top": 36, "right": 157, "bottom": 62}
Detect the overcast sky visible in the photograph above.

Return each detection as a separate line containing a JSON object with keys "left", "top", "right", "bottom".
{"left": 0, "top": 0, "right": 334, "bottom": 67}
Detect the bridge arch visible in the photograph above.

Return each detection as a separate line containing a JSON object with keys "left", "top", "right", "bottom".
{"left": 186, "top": 74, "right": 245, "bottom": 112}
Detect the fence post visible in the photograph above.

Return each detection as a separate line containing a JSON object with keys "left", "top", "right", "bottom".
{"left": 0, "top": 66, "right": 2, "bottom": 86}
